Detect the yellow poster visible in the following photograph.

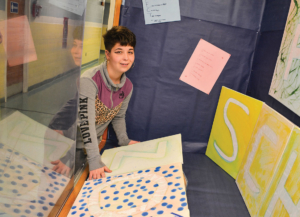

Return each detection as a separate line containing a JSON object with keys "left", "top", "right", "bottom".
{"left": 258, "top": 127, "right": 300, "bottom": 217}
{"left": 206, "top": 86, "right": 263, "bottom": 179}
{"left": 236, "top": 104, "right": 293, "bottom": 217}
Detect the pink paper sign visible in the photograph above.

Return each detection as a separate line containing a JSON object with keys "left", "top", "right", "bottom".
{"left": 180, "top": 39, "right": 230, "bottom": 94}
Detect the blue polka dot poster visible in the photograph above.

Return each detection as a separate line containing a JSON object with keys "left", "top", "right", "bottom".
{"left": 0, "top": 142, "right": 70, "bottom": 217}
{"left": 68, "top": 163, "right": 190, "bottom": 216}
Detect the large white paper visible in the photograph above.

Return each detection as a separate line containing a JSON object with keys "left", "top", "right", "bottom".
{"left": 49, "top": 0, "right": 87, "bottom": 16}
{"left": 142, "top": 0, "right": 181, "bottom": 25}
{"left": 68, "top": 163, "right": 189, "bottom": 217}
{"left": 0, "top": 111, "right": 73, "bottom": 168}
{"left": 102, "top": 134, "right": 183, "bottom": 176}
{"left": 269, "top": 0, "right": 300, "bottom": 116}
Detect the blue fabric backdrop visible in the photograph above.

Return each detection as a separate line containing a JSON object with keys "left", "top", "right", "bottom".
{"left": 108, "top": 0, "right": 293, "bottom": 153}
{"left": 115, "top": 0, "right": 267, "bottom": 152}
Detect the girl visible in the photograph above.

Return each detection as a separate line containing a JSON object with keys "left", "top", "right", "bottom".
{"left": 78, "top": 26, "right": 139, "bottom": 180}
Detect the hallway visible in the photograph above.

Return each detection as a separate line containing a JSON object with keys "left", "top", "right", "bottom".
{"left": 1, "top": 69, "right": 79, "bottom": 126}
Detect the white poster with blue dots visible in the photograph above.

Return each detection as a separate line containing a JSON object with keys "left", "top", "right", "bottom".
{"left": 0, "top": 111, "right": 74, "bottom": 168}
{"left": 68, "top": 163, "right": 189, "bottom": 217}
{"left": 0, "top": 142, "right": 70, "bottom": 217}
{"left": 102, "top": 134, "right": 183, "bottom": 177}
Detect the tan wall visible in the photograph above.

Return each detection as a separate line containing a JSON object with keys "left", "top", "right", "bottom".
{"left": 0, "top": 17, "right": 104, "bottom": 96}
{"left": 82, "top": 24, "right": 103, "bottom": 65}
{"left": 0, "top": 42, "right": 6, "bottom": 99}
{"left": 27, "top": 22, "right": 77, "bottom": 88}
{"left": 101, "top": 25, "right": 107, "bottom": 51}
{"left": 0, "top": 9, "right": 6, "bottom": 99}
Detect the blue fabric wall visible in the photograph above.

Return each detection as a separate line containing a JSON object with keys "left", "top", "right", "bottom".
{"left": 114, "top": 0, "right": 268, "bottom": 152}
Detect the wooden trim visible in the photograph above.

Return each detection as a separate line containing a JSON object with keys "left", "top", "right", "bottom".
{"left": 48, "top": 175, "right": 74, "bottom": 217}
{"left": 183, "top": 173, "right": 187, "bottom": 188}
{"left": 98, "top": 127, "right": 108, "bottom": 152}
{"left": 23, "top": 0, "right": 30, "bottom": 93}
{"left": 107, "top": 0, "right": 115, "bottom": 30}
{"left": 4, "top": 0, "right": 7, "bottom": 102}
{"left": 113, "top": 0, "right": 122, "bottom": 27}
{"left": 57, "top": 165, "right": 89, "bottom": 217}
{"left": 56, "top": 128, "right": 107, "bottom": 216}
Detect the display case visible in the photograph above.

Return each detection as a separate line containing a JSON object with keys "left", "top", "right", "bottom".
{"left": 0, "top": 0, "right": 108, "bottom": 216}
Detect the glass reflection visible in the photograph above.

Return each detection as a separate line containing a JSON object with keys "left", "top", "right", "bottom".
{"left": 0, "top": 0, "right": 102, "bottom": 215}
{"left": 47, "top": 26, "right": 83, "bottom": 177}
{"left": 5, "top": 15, "right": 37, "bottom": 67}
{"left": 0, "top": 111, "right": 71, "bottom": 216}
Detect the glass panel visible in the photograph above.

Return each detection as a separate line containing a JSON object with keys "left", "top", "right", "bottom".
{"left": 81, "top": 0, "right": 105, "bottom": 74}
{"left": 99, "top": 0, "right": 110, "bottom": 65}
{"left": 0, "top": 0, "right": 88, "bottom": 216}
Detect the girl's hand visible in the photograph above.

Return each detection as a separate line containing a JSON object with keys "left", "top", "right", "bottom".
{"left": 89, "top": 166, "right": 112, "bottom": 180}
{"left": 51, "top": 160, "right": 71, "bottom": 177}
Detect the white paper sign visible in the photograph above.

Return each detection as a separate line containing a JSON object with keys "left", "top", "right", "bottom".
{"left": 49, "top": 0, "right": 87, "bottom": 16}
{"left": 142, "top": 0, "right": 181, "bottom": 25}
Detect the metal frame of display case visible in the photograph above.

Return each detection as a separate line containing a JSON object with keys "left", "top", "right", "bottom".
{"left": 56, "top": 2, "right": 122, "bottom": 215}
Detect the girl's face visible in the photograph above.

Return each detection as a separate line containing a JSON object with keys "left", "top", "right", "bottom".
{"left": 105, "top": 42, "right": 135, "bottom": 75}
{"left": 71, "top": 39, "right": 83, "bottom": 66}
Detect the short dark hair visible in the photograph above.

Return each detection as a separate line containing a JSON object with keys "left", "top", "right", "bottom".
{"left": 103, "top": 26, "right": 136, "bottom": 52}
